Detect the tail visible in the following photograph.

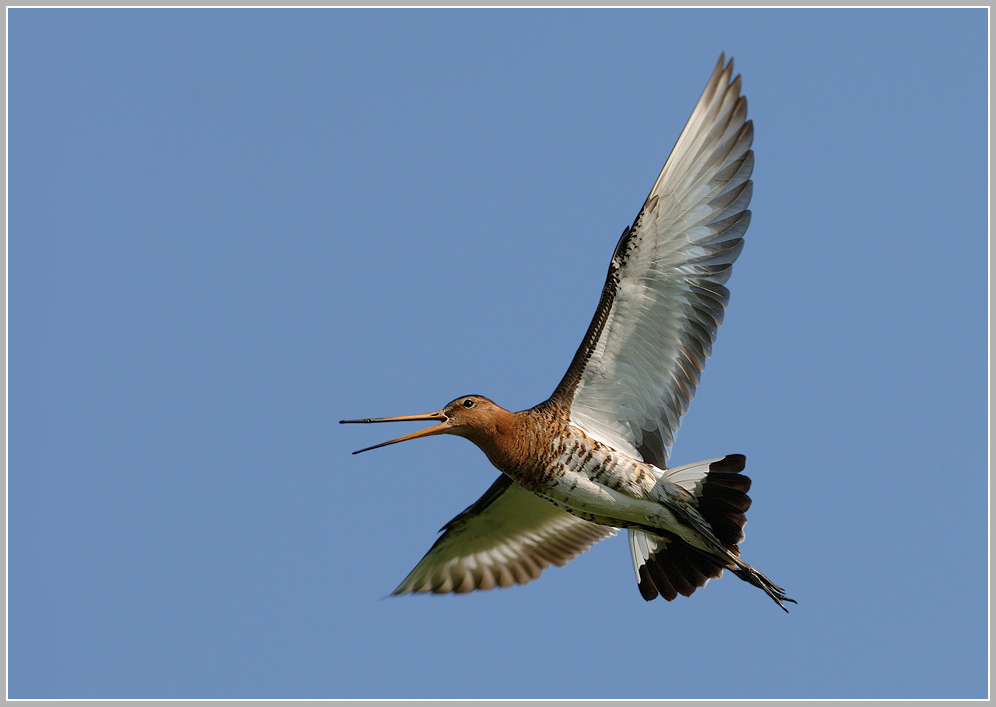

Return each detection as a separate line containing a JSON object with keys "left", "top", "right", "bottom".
{"left": 667, "top": 453, "right": 751, "bottom": 553}
{"left": 629, "top": 454, "right": 796, "bottom": 611}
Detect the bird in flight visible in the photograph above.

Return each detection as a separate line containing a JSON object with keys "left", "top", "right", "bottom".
{"left": 342, "top": 54, "right": 793, "bottom": 611}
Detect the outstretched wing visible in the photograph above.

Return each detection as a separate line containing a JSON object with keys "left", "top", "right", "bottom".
{"left": 550, "top": 54, "right": 753, "bottom": 468}
{"left": 393, "top": 475, "right": 615, "bottom": 595}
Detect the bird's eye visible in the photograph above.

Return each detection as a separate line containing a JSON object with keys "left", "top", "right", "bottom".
{"left": 463, "top": 398, "right": 475, "bottom": 409}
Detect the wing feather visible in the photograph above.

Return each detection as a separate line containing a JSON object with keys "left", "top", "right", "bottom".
{"left": 550, "top": 54, "right": 753, "bottom": 469}
{"left": 393, "top": 475, "right": 615, "bottom": 595}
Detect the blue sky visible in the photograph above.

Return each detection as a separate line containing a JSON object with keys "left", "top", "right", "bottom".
{"left": 8, "top": 8, "right": 988, "bottom": 700}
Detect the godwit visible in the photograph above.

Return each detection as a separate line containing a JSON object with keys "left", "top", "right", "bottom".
{"left": 342, "top": 55, "right": 794, "bottom": 611}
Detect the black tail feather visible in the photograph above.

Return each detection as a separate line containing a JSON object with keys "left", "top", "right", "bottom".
{"left": 697, "top": 454, "right": 752, "bottom": 552}
{"left": 636, "top": 536, "right": 727, "bottom": 603}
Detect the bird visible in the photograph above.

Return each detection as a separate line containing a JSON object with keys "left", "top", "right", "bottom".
{"left": 341, "top": 54, "right": 794, "bottom": 611}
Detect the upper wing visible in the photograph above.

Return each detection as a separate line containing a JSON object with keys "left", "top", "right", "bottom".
{"left": 549, "top": 54, "right": 753, "bottom": 468}
{"left": 393, "top": 475, "right": 616, "bottom": 595}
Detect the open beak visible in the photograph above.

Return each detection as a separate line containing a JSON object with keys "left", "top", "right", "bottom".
{"left": 339, "top": 410, "right": 451, "bottom": 454}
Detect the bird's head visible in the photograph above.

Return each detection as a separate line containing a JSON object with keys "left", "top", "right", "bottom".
{"left": 341, "top": 395, "right": 509, "bottom": 454}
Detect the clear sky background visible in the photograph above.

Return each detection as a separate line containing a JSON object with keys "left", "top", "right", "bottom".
{"left": 8, "top": 8, "right": 988, "bottom": 700}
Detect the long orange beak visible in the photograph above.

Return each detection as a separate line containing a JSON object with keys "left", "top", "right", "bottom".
{"left": 339, "top": 410, "right": 451, "bottom": 454}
